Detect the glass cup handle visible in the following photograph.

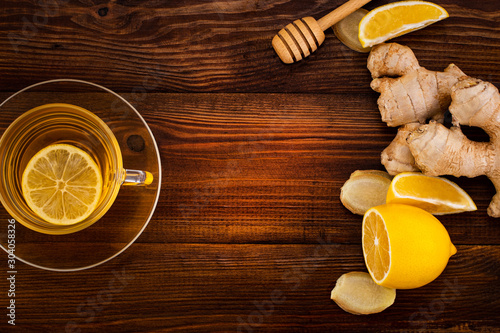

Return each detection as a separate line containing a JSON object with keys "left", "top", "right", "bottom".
{"left": 122, "top": 169, "right": 154, "bottom": 186}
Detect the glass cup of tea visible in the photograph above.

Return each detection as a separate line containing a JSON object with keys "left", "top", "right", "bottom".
{"left": 0, "top": 79, "right": 161, "bottom": 271}
{"left": 0, "top": 102, "right": 153, "bottom": 235}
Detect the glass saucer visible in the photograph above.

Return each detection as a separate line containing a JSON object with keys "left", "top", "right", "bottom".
{"left": 0, "top": 79, "right": 161, "bottom": 271}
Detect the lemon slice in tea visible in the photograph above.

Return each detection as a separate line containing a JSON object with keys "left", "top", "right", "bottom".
{"left": 22, "top": 144, "right": 102, "bottom": 225}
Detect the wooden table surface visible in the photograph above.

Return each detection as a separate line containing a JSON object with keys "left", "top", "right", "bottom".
{"left": 0, "top": 0, "right": 499, "bottom": 332}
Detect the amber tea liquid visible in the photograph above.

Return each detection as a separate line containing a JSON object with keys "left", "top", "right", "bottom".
{"left": 0, "top": 103, "right": 124, "bottom": 234}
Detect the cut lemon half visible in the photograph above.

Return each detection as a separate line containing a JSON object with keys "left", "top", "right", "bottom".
{"left": 358, "top": 1, "right": 449, "bottom": 48}
{"left": 386, "top": 172, "right": 476, "bottom": 215}
{"left": 362, "top": 204, "right": 457, "bottom": 289}
{"left": 22, "top": 144, "right": 102, "bottom": 225}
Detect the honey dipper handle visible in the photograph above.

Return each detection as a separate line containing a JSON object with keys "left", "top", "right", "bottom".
{"left": 317, "top": 0, "right": 372, "bottom": 31}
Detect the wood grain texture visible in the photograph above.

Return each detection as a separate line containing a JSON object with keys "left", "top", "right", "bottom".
{"left": 0, "top": 244, "right": 498, "bottom": 332}
{"left": 0, "top": 0, "right": 498, "bottom": 93}
{"left": 136, "top": 93, "right": 499, "bottom": 245}
{"left": 0, "top": 0, "right": 499, "bottom": 332}
{"left": 0, "top": 92, "right": 498, "bottom": 332}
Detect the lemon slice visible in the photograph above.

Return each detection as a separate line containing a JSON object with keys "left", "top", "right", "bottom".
{"left": 358, "top": 1, "right": 449, "bottom": 48}
{"left": 22, "top": 144, "right": 102, "bottom": 225}
{"left": 386, "top": 172, "right": 476, "bottom": 214}
{"left": 362, "top": 204, "right": 457, "bottom": 289}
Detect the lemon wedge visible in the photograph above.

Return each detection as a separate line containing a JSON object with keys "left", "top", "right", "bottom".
{"left": 363, "top": 203, "right": 457, "bottom": 289}
{"left": 386, "top": 172, "right": 476, "bottom": 214}
{"left": 22, "top": 144, "right": 102, "bottom": 225}
{"left": 358, "top": 1, "right": 449, "bottom": 48}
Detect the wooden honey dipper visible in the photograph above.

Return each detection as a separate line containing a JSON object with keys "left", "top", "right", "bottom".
{"left": 272, "top": 0, "right": 372, "bottom": 64}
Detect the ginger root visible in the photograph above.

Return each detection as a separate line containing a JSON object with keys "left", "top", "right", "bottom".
{"left": 381, "top": 123, "right": 420, "bottom": 174}
{"left": 368, "top": 43, "right": 500, "bottom": 217}
{"left": 368, "top": 43, "right": 465, "bottom": 175}
{"left": 331, "top": 272, "right": 396, "bottom": 315}
{"left": 340, "top": 170, "right": 392, "bottom": 215}
{"left": 408, "top": 77, "right": 500, "bottom": 217}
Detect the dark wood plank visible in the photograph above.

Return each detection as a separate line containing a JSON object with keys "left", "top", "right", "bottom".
{"left": 2, "top": 91, "right": 497, "bottom": 245}
{"left": 141, "top": 93, "right": 500, "bottom": 245}
{"left": 0, "top": 0, "right": 498, "bottom": 93}
{"left": 0, "top": 244, "right": 498, "bottom": 332}
{"left": 0, "top": 92, "right": 497, "bottom": 247}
